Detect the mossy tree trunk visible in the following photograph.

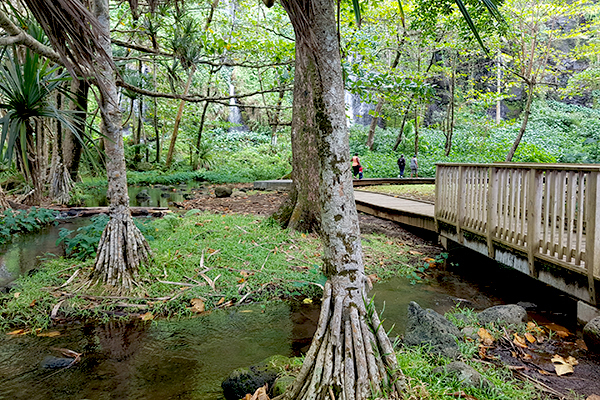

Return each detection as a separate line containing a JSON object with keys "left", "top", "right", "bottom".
{"left": 271, "top": 15, "right": 321, "bottom": 233}
{"left": 276, "top": 0, "right": 406, "bottom": 398}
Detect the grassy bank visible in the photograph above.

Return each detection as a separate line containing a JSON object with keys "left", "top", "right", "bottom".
{"left": 0, "top": 211, "right": 434, "bottom": 331}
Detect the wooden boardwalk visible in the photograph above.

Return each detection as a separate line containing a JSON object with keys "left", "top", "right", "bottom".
{"left": 353, "top": 191, "right": 436, "bottom": 231}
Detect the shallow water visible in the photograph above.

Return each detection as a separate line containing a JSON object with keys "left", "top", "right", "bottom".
{"left": 84, "top": 184, "right": 198, "bottom": 208}
{"left": 0, "top": 221, "right": 582, "bottom": 399}
{"left": 0, "top": 218, "right": 89, "bottom": 289}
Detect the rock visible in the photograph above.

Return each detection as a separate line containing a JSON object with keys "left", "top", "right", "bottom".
{"left": 478, "top": 304, "right": 527, "bottom": 326}
{"left": 272, "top": 376, "right": 295, "bottom": 397}
{"left": 461, "top": 327, "right": 479, "bottom": 341}
{"left": 583, "top": 317, "right": 600, "bottom": 353}
{"left": 40, "top": 356, "right": 75, "bottom": 369}
{"left": 215, "top": 186, "right": 232, "bottom": 198}
{"left": 433, "top": 361, "right": 491, "bottom": 389}
{"left": 404, "top": 301, "right": 461, "bottom": 358}
{"left": 516, "top": 301, "right": 538, "bottom": 311}
{"left": 231, "top": 190, "right": 246, "bottom": 198}
{"left": 221, "top": 355, "right": 291, "bottom": 400}
{"left": 135, "top": 190, "right": 150, "bottom": 200}
{"left": 183, "top": 193, "right": 195, "bottom": 200}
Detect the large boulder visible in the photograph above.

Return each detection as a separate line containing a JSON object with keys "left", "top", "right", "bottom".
{"left": 135, "top": 189, "right": 150, "bottom": 200}
{"left": 215, "top": 186, "right": 233, "bottom": 198}
{"left": 221, "top": 355, "right": 291, "bottom": 400}
{"left": 478, "top": 304, "right": 527, "bottom": 326}
{"left": 404, "top": 301, "right": 461, "bottom": 358}
{"left": 583, "top": 317, "right": 600, "bottom": 353}
{"left": 432, "top": 361, "right": 491, "bottom": 389}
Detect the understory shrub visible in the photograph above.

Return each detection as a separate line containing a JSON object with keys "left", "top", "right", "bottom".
{"left": 0, "top": 207, "right": 57, "bottom": 244}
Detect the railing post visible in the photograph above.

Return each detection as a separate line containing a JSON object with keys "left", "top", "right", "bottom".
{"left": 457, "top": 166, "right": 465, "bottom": 244}
{"left": 586, "top": 171, "right": 600, "bottom": 305}
{"left": 527, "top": 168, "right": 541, "bottom": 278}
{"left": 434, "top": 165, "right": 440, "bottom": 232}
{"left": 486, "top": 166, "right": 496, "bottom": 258}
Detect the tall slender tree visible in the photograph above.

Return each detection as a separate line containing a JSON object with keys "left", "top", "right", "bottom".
{"left": 22, "top": 0, "right": 150, "bottom": 292}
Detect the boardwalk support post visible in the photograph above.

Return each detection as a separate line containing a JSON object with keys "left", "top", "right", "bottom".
{"left": 486, "top": 166, "right": 497, "bottom": 258}
{"left": 457, "top": 166, "right": 465, "bottom": 244}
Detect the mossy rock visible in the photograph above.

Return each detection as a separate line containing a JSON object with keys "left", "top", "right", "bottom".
{"left": 273, "top": 376, "right": 296, "bottom": 397}
{"left": 221, "top": 355, "right": 295, "bottom": 400}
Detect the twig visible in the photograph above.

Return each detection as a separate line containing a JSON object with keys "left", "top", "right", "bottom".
{"left": 59, "top": 269, "right": 80, "bottom": 288}
{"left": 50, "top": 299, "right": 66, "bottom": 320}
{"left": 184, "top": 275, "right": 204, "bottom": 285}
{"left": 260, "top": 253, "right": 269, "bottom": 271}
{"left": 235, "top": 225, "right": 249, "bottom": 234}
{"left": 157, "top": 279, "right": 198, "bottom": 287}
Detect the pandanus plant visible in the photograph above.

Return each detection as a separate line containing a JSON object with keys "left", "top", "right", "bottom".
{"left": 0, "top": 47, "right": 74, "bottom": 204}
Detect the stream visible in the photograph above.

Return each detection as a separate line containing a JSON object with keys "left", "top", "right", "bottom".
{"left": 0, "top": 220, "right": 581, "bottom": 400}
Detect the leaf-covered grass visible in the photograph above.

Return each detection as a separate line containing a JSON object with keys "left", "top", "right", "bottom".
{"left": 0, "top": 211, "right": 420, "bottom": 331}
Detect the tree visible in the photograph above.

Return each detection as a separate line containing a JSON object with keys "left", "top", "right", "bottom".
{"left": 264, "top": 1, "right": 407, "bottom": 399}
{"left": 500, "top": 0, "right": 580, "bottom": 161}
{"left": 21, "top": 0, "right": 150, "bottom": 292}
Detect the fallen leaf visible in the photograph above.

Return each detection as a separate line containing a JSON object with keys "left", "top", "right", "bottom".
{"left": 13, "top": 292, "right": 20, "bottom": 299}
{"left": 408, "top": 250, "right": 423, "bottom": 255}
{"left": 525, "top": 332, "right": 536, "bottom": 344}
{"left": 217, "top": 297, "right": 225, "bottom": 306}
{"left": 7, "top": 329, "right": 25, "bottom": 336}
{"left": 506, "top": 365, "right": 526, "bottom": 370}
{"left": 551, "top": 354, "right": 576, "bottom": 376}
{"left": 250, "top": 385, "right": 269, "bottom": 400}
{"left": 555, "top": 330, "right": 570, "bottom": 338}
{"left": 423, "top": 257, "right": 436, "bottom": 263}
{"left": 586, "top": 395, "right": 600, "bottom": 400}
{"left": 576, "top": 339, "right": 588, "bottom": 351}
{"left": 513, "top": 333, "right": 528, "bottom": 349}
{"left": 37, "top": 331, "right": 61, "bottom": 338}
{"left": 302, "top": 298, "right": 313, "bottom": 304}
{"left": 140, "top": 312, "right": 154, "bottom": 321}
{"left": 190, "top": 298, "right": 205, "bottom": 313}
{"left": 29, "top": 299, "right": 37, "bottom": 308}
{"left": 240, "top": 310, "right": 253, "bottom": 313}
{"left": 478, "top": 328, "right": 494, "bottom": 346}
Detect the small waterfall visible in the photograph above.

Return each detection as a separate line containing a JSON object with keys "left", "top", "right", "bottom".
{"left": 228, "top": 77, "right": 246, "bottom": 131}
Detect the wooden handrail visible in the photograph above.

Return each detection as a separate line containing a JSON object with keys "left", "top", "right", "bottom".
{"left": 435, "top": 163, "right": 599, "bottom": 287}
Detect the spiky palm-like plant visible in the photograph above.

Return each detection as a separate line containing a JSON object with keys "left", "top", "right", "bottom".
{"left": 0, "top": 48, "right": 72, "bottom": 204}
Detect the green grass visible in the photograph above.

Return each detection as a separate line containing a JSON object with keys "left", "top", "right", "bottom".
{"left": 358, "top": 184, "right": 436, "bottom": 203}
{"left": 0, "top": 211, "right": 423, "bottom": 331}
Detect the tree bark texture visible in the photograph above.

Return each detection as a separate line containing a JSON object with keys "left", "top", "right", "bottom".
{"left": 272, "top": 22, "right": 321, "bottom": 232}
{"left": 505, "top": 81, "right": 534, "bottom": 162}
{"left": 366, "top": 99, "right": 384, "bottom": 151}
{"left": 279, "top": 0, "right": 405, "bottom": 398}
{"left": 90, "top": 0, "right": 150, "bottom": 292}
{"left": 63, "top": 78, "right": 89, "bottom": 181}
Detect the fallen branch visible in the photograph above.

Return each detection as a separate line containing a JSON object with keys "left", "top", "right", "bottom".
{"left": 157, "top": 279, "right": 198, "bottom": 287}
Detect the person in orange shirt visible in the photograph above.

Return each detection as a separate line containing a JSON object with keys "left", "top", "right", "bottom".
{"left": 351, "top": 153, "right": 360, "bottom": 179}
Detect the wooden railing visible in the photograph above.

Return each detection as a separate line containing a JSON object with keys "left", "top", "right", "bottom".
{"left": 435, "top": 163, "right": 600, "bottom": 299}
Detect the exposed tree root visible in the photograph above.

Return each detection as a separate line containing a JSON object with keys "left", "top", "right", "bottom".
{"left": 50, "top": 162, "right": 74, "bottom": 205}
{"left": 89, "top": 208, "right": 151, "bottom": 293}
{"left": 0, "top": 186, "right": 10, "bottom": 211}
{"left": 284, "top": 280, "right": 405, "bottom": 400}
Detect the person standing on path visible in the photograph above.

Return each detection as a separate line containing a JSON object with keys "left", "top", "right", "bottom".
{"left": 397, "top": 155, "right": 406, "bottom": 178}
{"left": 410, "top": 155, "right": 418, "bottom": 178}
{"left": 351, "top": 153, "right": 361, "bottom": 179}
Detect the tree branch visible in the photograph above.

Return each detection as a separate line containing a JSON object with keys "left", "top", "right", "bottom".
{"left": 116, "top": 78, "right": 292, "bottom": 103}
{"left": 0, "top": 8, "right": 63, "bottom": 65}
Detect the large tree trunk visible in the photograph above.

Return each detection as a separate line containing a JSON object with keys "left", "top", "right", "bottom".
{"left": 505, "top": 81, "right": 534, "bottom": 162}
{"left": 90, "top": 0, "right": 150, "bottom": 293}
{"left": 365, "top": 99, "right": 383, "bottom": 151}
{"left": 271, "top": 24, "right": 321, "bottom": 232}
{"left": 63, "top": 78, "right": 89, "bottom": 181}
{"left": 278, "top": 0, "right": 405, "bottom": 399}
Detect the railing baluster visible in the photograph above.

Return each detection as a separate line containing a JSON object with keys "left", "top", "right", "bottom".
{"left": 566, "top": 171, "right": 576, "bottom": 263}
{"left": 557, "top": 171, "right": 567, "bottom": 259}
{"left": 575, "top": 172, "right": 585, "bottom": 265}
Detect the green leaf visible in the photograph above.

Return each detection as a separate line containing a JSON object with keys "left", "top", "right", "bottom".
{"left": 352, "top": 0, "right": 361, "bottom": 28}
{"left": 454, "top": 0, "right": 488, "bottom": 53}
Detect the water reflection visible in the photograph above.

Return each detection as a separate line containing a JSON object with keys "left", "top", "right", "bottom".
{"left": 0, "top": 219, "right": 89, "bottom": 289}
{"left": 84, "top": 184, "right": 202, "bottom": 208}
